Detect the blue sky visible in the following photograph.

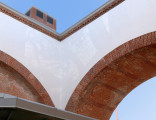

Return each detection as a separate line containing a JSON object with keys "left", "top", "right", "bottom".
{"left": 0, "top": 0, "right": 155, "bottom": 120}
{"left": 110, "top": 77, "right": 156, "bottom": 120}
{"left": 0, "top": 0, "right": 109, "bottom": 33}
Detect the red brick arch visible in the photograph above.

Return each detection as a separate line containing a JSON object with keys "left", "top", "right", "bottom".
{"left": 0, "top": 50, "right": 54, "bottom": 106}
{"left": 66, "top": 31, "right": 156, "bottom": 120}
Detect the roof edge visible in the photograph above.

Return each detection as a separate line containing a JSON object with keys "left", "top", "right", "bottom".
{"left": 0, "top": 93, "right": 97, "bottom": 120}
{"left": 0, "top": 0, "right": 124, "bottom": 41}
{"left": 60, "top": 0, "right": 124, "bottom": 40}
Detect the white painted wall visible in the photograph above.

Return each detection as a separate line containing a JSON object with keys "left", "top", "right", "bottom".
{"left": 0, "top": 0, "right": 156, "bottom": 109}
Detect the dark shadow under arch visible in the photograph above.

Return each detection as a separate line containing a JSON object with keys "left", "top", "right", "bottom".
{"left": 66, "top": 31, "right": 156, "bottom": 120}
{"left": 0, "top": 50, "right": 54, "bottom": 106}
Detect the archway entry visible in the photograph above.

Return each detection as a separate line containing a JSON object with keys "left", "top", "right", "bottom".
{"left": 66, "top": 31, "right": 156, "bottom": 120}
{"left": 0, "top": 50, "right": 54, "bottom": 106}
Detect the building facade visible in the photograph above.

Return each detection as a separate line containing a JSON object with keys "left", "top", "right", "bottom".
{"left": 0, "top": 0, "right": 156, "bottom": 119}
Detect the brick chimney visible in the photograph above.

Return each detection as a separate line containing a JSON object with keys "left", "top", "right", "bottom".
{"left": 25, "top": 7, "right": 56, "bottom": 31}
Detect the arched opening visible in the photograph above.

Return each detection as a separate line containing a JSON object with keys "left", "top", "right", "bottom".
{"left": 66, "top": 31, "right": 156, "bottom": 120}
{"left": 0, "top": 50, "right": 54, "bottom": 106}
{"left": 110, "top": 77, "right": 156, "bottom": 120}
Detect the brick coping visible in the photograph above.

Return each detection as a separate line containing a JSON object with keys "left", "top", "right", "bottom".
{"left": 0, "top": 0, "right": 124, "bottom": 41}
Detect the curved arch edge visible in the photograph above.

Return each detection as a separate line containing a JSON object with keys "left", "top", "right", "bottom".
{"left": 0, "top": 50, "right": 54, "bottom": 106}
{"left": 66, "top": 31, "right": 156, "bottom": 118}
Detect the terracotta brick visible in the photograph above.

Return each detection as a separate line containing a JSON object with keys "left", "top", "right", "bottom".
{"left": 0, "top": 50, "right": 54, "bottom": 106}
{"left": 29, "top": 7, "right": 56, "bottom": 30}
{"left": 0, "top": 0, "right": 124, "bottom": 41}
{"left": 75, "top": 102, "right": 112, "bottom": 120}
{"left": 66, "top": 31, "right": 156, "bottom": 120}
{"left": 86, "top": 83, "right": 121, "bottom": 108}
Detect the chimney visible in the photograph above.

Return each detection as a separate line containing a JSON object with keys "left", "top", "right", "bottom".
{"left": 25, "top": 7, "right": 56, "bottom": 31}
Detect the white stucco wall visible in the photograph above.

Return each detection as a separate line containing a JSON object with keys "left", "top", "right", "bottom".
{"left": 0, "top": 0, "right": 156, "bottom": 109}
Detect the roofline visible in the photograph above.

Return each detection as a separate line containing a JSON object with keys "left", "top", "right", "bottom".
{"left": 0, "top": 93, "right": 97, "bottom": 120}
{"left": 0, "top": 0, "right": 124, "bottom": 41}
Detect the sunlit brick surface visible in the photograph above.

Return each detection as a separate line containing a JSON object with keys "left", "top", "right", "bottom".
{"left": 66, "top": 32, "right": 156, "bottom": 120}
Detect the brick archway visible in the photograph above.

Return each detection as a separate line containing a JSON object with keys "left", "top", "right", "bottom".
{"left": 66, "top": 31, "right": 156, "bottom": 120}
{"left": 0, "top": 51, "right": 54, "bottom": 106}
